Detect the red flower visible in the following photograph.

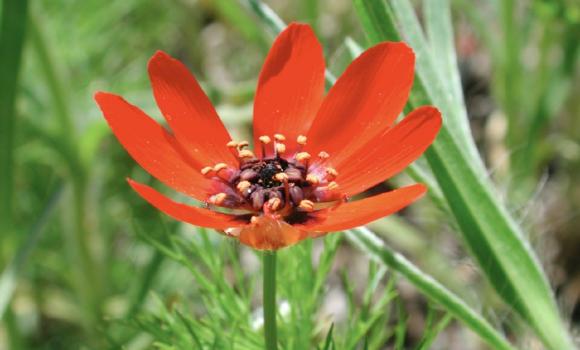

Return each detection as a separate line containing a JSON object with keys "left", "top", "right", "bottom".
{"left": 95, "top": 23, "right": 441, "bottom": 250}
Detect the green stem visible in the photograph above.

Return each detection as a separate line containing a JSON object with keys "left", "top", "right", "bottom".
{"left": 262, "top": 251, "right": 277, "bottom": 350}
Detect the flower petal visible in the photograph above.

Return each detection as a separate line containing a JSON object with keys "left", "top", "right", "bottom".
{"left": 253, "top": 23, "right": 325, "bottom": 155}
{"left": 128, "top": 179, "right": 246, "bottom": 230}
{"left": 305, "top": 42, "right": 415, "bottom": 161}
{"left": 238, "top": 215, "right": 308, "bottom": 250}
{"left": 148, "top": 51, "right": 236, "bottom": 167}
{"left": 333, "top": 106, "right": 442, "bottom": 196}
{"left": 302, "top": 184, "right": 426, "bottom": 233}
{"left": 95, "top": 92, "right": 215, "bottom": 200}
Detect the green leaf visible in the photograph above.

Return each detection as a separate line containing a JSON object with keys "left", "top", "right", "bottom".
{"left": 0, "top": 182, "right": 64, "bottom": 319}
{"left": 346, "top": 227, "right": 515, "bottom": 350}
{"left": 355, "top": 0, "right": 574, "bottom": 348}
{"left": 0, "top": 0, "right": 29, "bottom": 233}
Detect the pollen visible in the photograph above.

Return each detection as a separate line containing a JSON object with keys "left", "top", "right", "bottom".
{"left": 238, "top": 149, "right": 255, "bottom": 159}
{"left": 325, "top": 167, "right": 338, "bottom": 180}
{"left": 298, "top": 199, "right": 314, "bottom": 212}
{"left": 236, "top": 180, "right": 251, "bottom": 193}
{"left": 226, "top": 140, "right": 238, "bottom": 148}
{"left": 296, "top": 135, "right": 307, "bottom": 145}
{"left": 213, "top": 163, "right": 228, "bottom": 172}
{"left": 275, "top": 143, "right": 286, "bottom": 154}
{"left": 267, "top": 197, "right": 282, "bottom": 211}
{"left": 274, "top": 133, "right": 286, "bottom": 142}
{"left": 237, "top": 140, "right": 249, "bottom": 150}
{"left": 274, "top": 172, "right": 288, "bottom": 182}
{"left": 306, "top": 174, "right": 320, "bottom": 185}
{"left": 295, "top": 152, "right": 311, "bottom": 162}
{"left": 201, "top": 166, "right": 213, "bottom": 175}
{"left": 318, "top": 151, "right": 330, "bottom": 160}
{"left": 259, "top": 135, "right": 272, "bottom": 144}
{"left": 326, "top": 181, "right": 339, "bottom": 191}
{"left": 209, "top": 192, "right": 228, "bottom": 205}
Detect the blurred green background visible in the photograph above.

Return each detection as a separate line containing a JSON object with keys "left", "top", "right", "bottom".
{"left": 1, "top": 0, "right": 579, "bottom": 349}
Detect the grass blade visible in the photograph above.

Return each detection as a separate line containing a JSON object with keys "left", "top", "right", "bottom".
{"left": 0, "top": 0, "right": 29, "bottom": 233}
{"left": 355, "top": 1, "right": 574, "bottom": 348}
{"left": 346, "top": 227, "right": 514, "bottom": 350}
{"left": 0, "top": 182, "right": 64, "bottom": 318}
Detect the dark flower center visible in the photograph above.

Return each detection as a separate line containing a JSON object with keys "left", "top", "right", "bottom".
{"left": 201, "top": 134, "right": 343, "bottom": 223}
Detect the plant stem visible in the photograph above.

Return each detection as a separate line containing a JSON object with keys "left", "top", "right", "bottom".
{"left": 262, "top": 251, "right": 277, "bottom": 350}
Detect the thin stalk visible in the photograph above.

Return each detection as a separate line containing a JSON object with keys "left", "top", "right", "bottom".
{"left": 346, "top": 227, "right": 515, "bottom": 350}
{"left": 262, "top": 251, "right": 277, "bottom": 350}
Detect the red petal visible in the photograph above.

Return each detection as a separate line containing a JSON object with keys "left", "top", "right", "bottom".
{"left": 148, "top": 51, "right": 236, "bottom": 167}
{"left": 238, "top": 215, "right": 308, "bottom": 250}
{"left": 253, "top": 23, "right": 325, "bottom": 155}
{"left": 95, "top": 92, "right": 215, "bottom": 200}
{"left": 128, "top": 179, "right": 245, "bottom": 230}
{"left": 305, "top": 42, "right": 415, "bottom": 161}
{"left": 333, "top": 106, "right": 442, "bottom": 196}
{"left": 302, "top": 184, "right": 426, "bottom": 233}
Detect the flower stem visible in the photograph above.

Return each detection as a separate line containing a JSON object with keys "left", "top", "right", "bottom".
{"left": 262, "top": 251, "right": 277, "bottom": 350}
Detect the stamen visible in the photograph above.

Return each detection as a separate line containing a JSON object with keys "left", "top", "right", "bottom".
{"left": 298, "top": 199, "right": 314, "bottom": 212}
{"left": 236, "top": 180, "right": 251, "bottom": 194}
{"left": 201, "top": 166, "right": 213, "bottom": 176}
{"left": 237, "top": 140, "right": 249, "bottom": 150}
{"left": 274, "top": 133, "right": 286, "bottom": 142}
{"left": 295, "top": 152, "right": 311, "bottom": 162}
{"left": 326, "top": 181, "right": 339, "bottom": 191}
{"left": 275, "top": 143, "right": 286, "bottom": 156}
{"left": 273, "top": 172, "right": 288, "bottom": 182}
{"left": 213, "top": 163, "right": 228, "bottom": 172}
{"left": 318, "top": 151, "right": 330, "bottom": 160}
{"left": 306, "top": 174, "right": 320, "bottom": 186}
{"left": 266, "top": 197, "right": 282, "bottom": 211}
{"left": 258, "top": 135, "right": 271, "bottom": 158}
{"left": 325, "top": 167, "right": 338, "bottom": 181}
{"left": 296, "top": 135, "right": 307, "bottom": 145}
{"left": 250, "top": 216, "right": 259, "bottom": 224}
{"left": 226, "top": 140, "right": 238, "bottom": 148}
{"left": 238, "top": 149, "right": 256, "bottom": 159}
{"left": 209, "top": 192, "right": 228, "bottom": 206}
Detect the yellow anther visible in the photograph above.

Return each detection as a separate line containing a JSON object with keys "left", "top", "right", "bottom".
{"left": 327, "top": 181, "right": 339, "bottom": 191}
{"left": 275, "top": 143, "right": 286, "bottom": 154}
{"left": 274, "top": 173, "right": 288, "bottom": 182}
{"left": 306, "top": 174, "right": 320, "bottom": 185}
{"left": 259, "top": 135, "right": 272, "bottom": 144}
{"left": 325, "top": 167, "right": 338, "bottom": 180}
{"left": 298, "top": 199, "right": 315, "bottom": 212}
{"left": 237, "top": 140, "right": 249, "bottom": 150}
{"left": 213, "top": 163, "right": 228, "bottom": 172}
{"left": 267, "top": 197, "right": 282, "bottom": 211}
{"left": 209, "top": 192, "right": 227, "bottom": 205}
{"left": 201, "top": 166, "right": 213, "bottom": 175}
{"left": 226, "top": 140, "right": 238, "bottom": 148}
{"left": 250, "top": 216, "right": 259, "bottom": 224}
{"left": 295, "top": 152, "right": 311, "bottom": 162}
{"left": 297, "top": 135, "right": 307, "bottom": 145}
{"left": 274, "top": 133, "right": 286, "bottom": 141}
{"left": 236, "top": 180, "right": 251, "bottom": 193}
{"left": 238, "top": 149, "right": 256, "bottom": 159}
{"left": 318, "top": 151, "right": 330, "bottom": 159}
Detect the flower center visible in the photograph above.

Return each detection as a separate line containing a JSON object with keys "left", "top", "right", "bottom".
{"left": 200, "top": 134, "right": 342, "bottom": 222}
